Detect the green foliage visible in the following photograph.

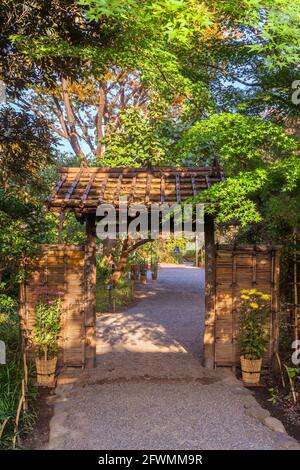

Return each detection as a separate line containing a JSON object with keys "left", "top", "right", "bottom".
{"left": 1, "top": 0, "right": 300, "bottom": 443}
{"left": 0, "top": 313, "right": 37, "bottom": 449}
{"left": 0, "top": 106, "right": 59, "bottom": 295}
{"left": 151, "top": 261, "right": 159, "bottom": 272}
{"left": 286, "top": 367, "right": 300, "bottom": 381}
{"left": 81, "top": 0, "right": 213, "bottom": 44}
{"left": 196, "top": 152, "right": 300, "bottom": 230}
{"left": 96, "top": 257, "right": 112, "bottom": 282}
{"left": 130, "top": 239, "right": 187, "bottom": 265}
{"left": 102, "top": 107, "right": 169, "bottom": 167}
{"left": 207, "top": 1, "right": 300, "bottom": 70}
{"left": 0, "top": 295, "right": 18, "bottom": 316}
{"left": 268, "top": 386, "right": 279, "bottom": 405}
{"left": 33, "top": 297, "right": 62, "bottom": 358}
{"left": 199, "top": 168, "right": 268, "bottom": 226}
{"left": 56, "top": 213, "right": 86, "bottom": 245}
{"left": 128, "top": 250, "right": 147, "bottom": 268}
{"left": 239, "top": 289, "right": 270, "bottom": 359}
{"left": 139, "top": 262, "right": 148, "bottom": 276}
{"left": 285, "top": 367, "right": 300, "bottom": 401}
{"left": 241, "top": 0, "right": 300, "bottom": 68}
{"left": 178, "top": 113, "right": 297, "bottom": 174}
{"left": 0, "top": 312, "right": 20, "bottom": 363}
{"left": 0, "top": 0, "right": 123, "bottom": 92}
{"left": 0, "top": 107, "right": 55, "bottom": 187}
{"left": 96, "top": 276, "right": 134, "bottom": 312}
{"left": 0, "top": 191, "right": 54, "bottom": 294}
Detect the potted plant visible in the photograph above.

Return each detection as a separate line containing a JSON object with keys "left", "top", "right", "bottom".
{"left": 151, "top": 261, "right": 159, "bottom": 282}
{"left": 239, "top": 289, "right": 270, "bottom": 385}
{"left": 33, "top": 291, "right": 62, "bottom": 386}
{"left": 139, "top": 262, "right": 148, "bottom": 284}
{"left": 130, "top": 264, "right": 140, "bottom": 282}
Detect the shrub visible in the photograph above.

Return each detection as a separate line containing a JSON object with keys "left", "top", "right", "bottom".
{"left": 0, "top": 313, "right": 37, "bottom": 449}
{"left": 96, "top": 276, "right": 134, "bottom": 312}
{"left": 0, "top": 294, "right": 18, "bottom": 315}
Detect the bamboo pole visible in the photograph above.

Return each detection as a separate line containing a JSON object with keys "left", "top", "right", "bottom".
{"left": 12, "top": 395, "right": 24, "bottom": 448}
{"left": 293, "top": 229, "right": 299, "bottom": 342}
{"left": 0, "top": 417, "right": 11, "bottom": 440}
{"left": 275, "top": 352, "right": 286, "bottom": 388}
{"left": 22, "top": 379, "right": 27, "bottom": 413}
{"left": 284, "top": 364, "right": 297, "bottom": 404}
{"left": 23, "top": 352, "right": 28, "bottom": 386}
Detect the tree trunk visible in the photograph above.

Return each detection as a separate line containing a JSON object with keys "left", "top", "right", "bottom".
{"left": 111, "top": 238, "right": 129, "bottom": 284}
{"left": 95, "top": 85, "right": 106, "bottom": 161}
{"left": 61, "top": 77, "right": 87, "bottom": 166}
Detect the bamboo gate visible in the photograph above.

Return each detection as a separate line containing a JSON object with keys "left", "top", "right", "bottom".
{"left": 204, "top": 244, "right": 281, "bottom": 369}
{"left": 20, "top": 167, "right": 281, "bottom": 370}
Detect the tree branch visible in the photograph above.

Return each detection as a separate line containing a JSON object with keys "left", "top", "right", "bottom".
{"left": 61, "top": 77, "right": 87, "bottom": 165}
{"left": 95, "top": 85, "right": 106, "bottom": 160}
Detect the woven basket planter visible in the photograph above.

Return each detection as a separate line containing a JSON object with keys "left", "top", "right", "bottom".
{"left": 130, "top": 272, "right": 138, "bottom": 281}
{"left": 240, "top": 355, "right": 262, "bottom": 385}
{"left": 130, "top": 265, "right": 140, "bottom": 282}
{"left": 36, "top": 357, "right": 57, "bottom": 387}
{"left": 140, "top": 274, "right": 147, "bottom": 284}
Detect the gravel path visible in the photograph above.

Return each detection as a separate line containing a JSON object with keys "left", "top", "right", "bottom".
{"left": 47, "top": 264, "right": 300, "bottom": 450}
{"left": 96, "top": 263, "right": 205, "bottom": 361}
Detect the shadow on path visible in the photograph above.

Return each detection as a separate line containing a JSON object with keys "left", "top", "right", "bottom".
{"left": 96, "top": 264, "right": 205, "bottom": 376}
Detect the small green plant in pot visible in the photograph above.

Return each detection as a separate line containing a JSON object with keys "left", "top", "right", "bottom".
{"left": 130, "top": 264, "right": 140, "bottom": 282}
{"left": 139, "top": 262, "right": 148, "bottom": 284}
{"left": 33, "top": 288, "right": 63, "bottom": 386}
{"left": 151, "top": 261, "right": 159, "bottom": 281}
{"left": 239, "top": 289, "right": 270, "bottom": 385}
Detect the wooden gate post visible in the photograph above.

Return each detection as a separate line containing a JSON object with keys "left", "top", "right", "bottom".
{"left": 204, "top": 214, "right": 216, "bottom": 368}
{"left": 85, "top": 216, "right": 97, "bottom": 368}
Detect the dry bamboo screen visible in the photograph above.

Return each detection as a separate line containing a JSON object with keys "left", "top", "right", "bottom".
{"left": 20, "top": 245, "right": 88, "bottom": 367}
{"left": 214, "top": 245, "right": 280, "bottom": 368}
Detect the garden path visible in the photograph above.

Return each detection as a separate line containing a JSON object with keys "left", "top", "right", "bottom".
{"left": 45, "top": 264, "right": 299, "bottom": 450}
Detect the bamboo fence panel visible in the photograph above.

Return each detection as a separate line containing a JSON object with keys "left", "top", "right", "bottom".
{"left": 20, "top": 245, "right": 88, "bottom": 368}
{"left": 213, "top": 245, "right": 281, "bottom": 369}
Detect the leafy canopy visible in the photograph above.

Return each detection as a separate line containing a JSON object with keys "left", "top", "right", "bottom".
{"left": 178, "top": 113, "right": 297, "bottom": 174}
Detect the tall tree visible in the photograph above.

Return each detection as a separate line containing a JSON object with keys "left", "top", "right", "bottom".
{"left": 0, "top": 107, "right": 57, "bottom": 290}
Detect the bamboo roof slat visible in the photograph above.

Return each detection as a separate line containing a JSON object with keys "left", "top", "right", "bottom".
{"left": 64, "top": 168, "right": 84, "bottom": 201}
